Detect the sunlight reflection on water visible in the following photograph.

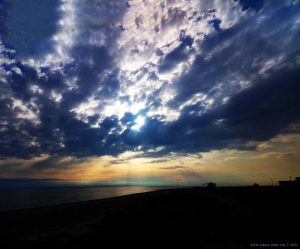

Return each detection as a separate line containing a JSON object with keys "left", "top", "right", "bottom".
{"left": 0, "top": 186, "right": 160, "bottom": 212}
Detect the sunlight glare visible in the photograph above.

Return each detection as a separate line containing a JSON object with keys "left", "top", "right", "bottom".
{"left": 131, "top": 115, "right": 145, "bottom": 131}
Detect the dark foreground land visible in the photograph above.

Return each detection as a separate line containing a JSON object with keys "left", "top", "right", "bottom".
{"left": 0, "top": 186, "right": 299, "bottom": 247}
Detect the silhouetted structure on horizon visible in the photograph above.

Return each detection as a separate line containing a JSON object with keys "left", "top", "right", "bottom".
{"left": 206, "top": 182, "right": 216, "bottom": 189}
{"left": 278, "top": 177, "right": 300, "bottom": 187}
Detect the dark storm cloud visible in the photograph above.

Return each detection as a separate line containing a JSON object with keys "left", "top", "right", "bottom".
{"left": 34, "top": 100, "right": 125, "bottom": 158}
{"left": 0, "top": 0, "right": 300, "bottom": 163}
{"left": 217, "top": 68, "right": 300, "bottom": 141}
{"left": 7, "top": 63, "right": 38, "bottom": 100}
{"left": 61, "top": 45, "right": 113, "bottom": 109}
{"left": 0, "top": 85, "right": 125, "bottom": 159}
{"left": 158, "top": 31, "right": 194, "bottom": 73}
{"left": 168, "top": 2, "right": 300, "bottom": 108}
{"left": 120, "top": 66, "right": 300, "bottom": 155}
{"left": 159, "top": 42, "right": 193, "bottom": 73}
{"left": 0, "top": 45, "right": 121, "bottom": 159}
{"left": 1, "top": 1, "right": 127, "bottom": 159}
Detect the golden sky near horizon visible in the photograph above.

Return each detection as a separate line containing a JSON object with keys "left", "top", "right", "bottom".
{"left": 1, "top": 133, "right": 299, "bottom": 186}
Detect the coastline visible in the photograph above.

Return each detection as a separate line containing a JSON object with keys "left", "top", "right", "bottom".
{"left": 0, "top": 187, "right": 299, "bottom": 247}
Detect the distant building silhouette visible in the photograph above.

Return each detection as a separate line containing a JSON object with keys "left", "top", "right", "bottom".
{"left": 206, "top": 182, "right": 216, "bottom": 189}
{"left": 278, "top": 177, "right": 300, "bottom": 187}
{"left": 278, "top": 181, "right": 291, "bottom": 187}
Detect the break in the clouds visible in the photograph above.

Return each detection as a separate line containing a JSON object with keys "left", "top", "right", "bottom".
{"left": 1, "top": 0, "right": 300, "bottom": 166}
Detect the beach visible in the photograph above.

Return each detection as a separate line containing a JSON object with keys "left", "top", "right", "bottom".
{"left": 0, "top": 186, "right": 299, "bottom": 247}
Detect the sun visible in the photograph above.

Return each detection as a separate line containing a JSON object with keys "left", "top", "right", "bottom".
{"left": 131, "top": 115, "right": 145, "bottom": 131}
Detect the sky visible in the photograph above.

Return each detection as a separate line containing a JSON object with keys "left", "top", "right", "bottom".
{"left": 0, "top": 0, "right": 300, "bottom": 186}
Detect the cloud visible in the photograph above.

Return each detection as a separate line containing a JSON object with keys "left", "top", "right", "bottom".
{"left": 149, "top": 159, "right": 170, "bottom": 164}
{"left": 237, "top": 0, "right": 265, "bottom": 12}
{"left": 29, "top": 156, "right": 87, "bottom": 170}
{"left": 217, "top": 68, "right": 300, "bottom": 141}
{"left": 160, "top": 166, "right": 186, "bottom": 170}
{"left": 0, "top": 0, "right": 300, "bottom": 164}
{"left": 158, "top": 42, "right": 192, "bottom": 73}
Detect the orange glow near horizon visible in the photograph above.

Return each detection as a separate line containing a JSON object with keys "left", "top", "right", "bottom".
{"left": 1, "top": 134, "right": 300, "bottom": 186}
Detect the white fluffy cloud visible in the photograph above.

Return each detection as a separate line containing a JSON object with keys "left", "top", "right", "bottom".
{"left": 70, "top": 0, "right": 233, "bottom": 124}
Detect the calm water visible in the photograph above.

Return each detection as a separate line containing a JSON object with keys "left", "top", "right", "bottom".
{"left": 0, "top": 186, "right": 160, "bottom": 212}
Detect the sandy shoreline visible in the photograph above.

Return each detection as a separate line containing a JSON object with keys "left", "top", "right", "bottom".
{"left": 0, "top": 187, "right": 299, "bottom": 247}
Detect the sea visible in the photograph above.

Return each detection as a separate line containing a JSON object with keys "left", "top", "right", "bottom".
{"left": 0, "top": 180, "right": 162, "bottom": 212}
